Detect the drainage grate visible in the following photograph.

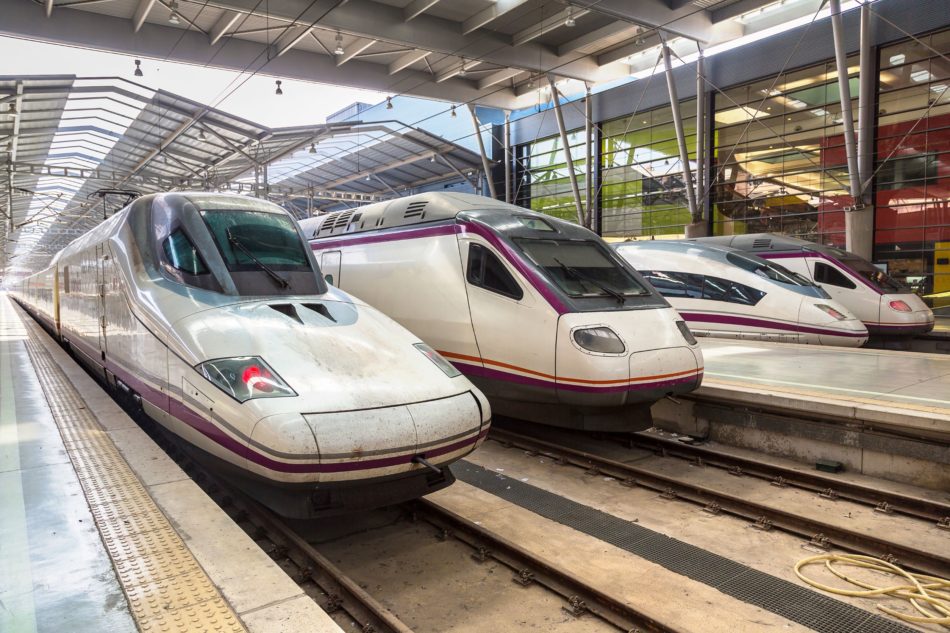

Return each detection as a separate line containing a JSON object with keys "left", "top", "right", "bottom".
{"left": 454, "top": 460, "right": 914, "bottom": 633}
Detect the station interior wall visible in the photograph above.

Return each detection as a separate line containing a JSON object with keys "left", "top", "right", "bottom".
{"left": 506, "top": 0, "right": 950, "bottom": 297}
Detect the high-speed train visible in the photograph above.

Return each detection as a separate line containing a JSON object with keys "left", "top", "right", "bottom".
{"left": 301, "top": 192, "right": 703, "bottom": 432}
{"left": 697, "top": 234, "right": 934, "bottom": 336}
{"left": 614, "top": 240, "right": 869, "bottom": 346}
{"left": 11, "top": 192, "right": 491, "bottom": 518}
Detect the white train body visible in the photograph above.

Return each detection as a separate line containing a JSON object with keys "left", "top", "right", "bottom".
{"left": 614, "top": 240, "right": 869, "bottom": 347}
{"left": 301, "top": 192, "right": 703, "bottom": 432}
{"left": 698, "top": 234, "right": 934, "bottom": 336}
{"left": 12, "top": 192, "right": 490, "bottom": 518}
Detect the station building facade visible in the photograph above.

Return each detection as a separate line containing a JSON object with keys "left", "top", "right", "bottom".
{"left": 507, "top": 5, "right": 950, "bottom": 298}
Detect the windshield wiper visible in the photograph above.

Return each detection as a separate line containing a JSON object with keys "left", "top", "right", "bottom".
{"left": 553, "top": 257, "right": 625, "bottom": 304}
{"left": 226, "top": 228, "right": 290, "bottom": 289}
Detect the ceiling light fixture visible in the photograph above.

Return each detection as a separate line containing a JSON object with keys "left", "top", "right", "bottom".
{"left": 334, "top": 32, "right": 345, "bottom": 56}
{"left": 565, "top": 10, "right": 576, "bottom": 27}
{"left": 275, "top": 80, "right": 283, "bottom": 96}
{"left": 134, "top": 59, "right": 143, "bottom": 77}
{"left": 430, "top": 155, "right": 436, "bottom": 163}
{"left": 386, "top": 96, "right": 393, "bottom": 109}
{"left": 450, "top": 104, "right": 457, "bottom": 118}
{"left": 198, "top": 129, "right": 207, "bottom": 141}
{"left": 458, "top": 58, "right": 467, "bottom": 77}
{"left": 309, "top": 143, "right": 317, "bottom": 154}
{"left": 168, "top": 0, "right": 181, "bottom": 25}
{"left": 8, "top": 103, "right": 17, "bottom": 118}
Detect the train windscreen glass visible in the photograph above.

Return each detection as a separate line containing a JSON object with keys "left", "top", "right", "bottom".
{"left": 725, "top": 251, "right": 828, "bottom": 298}
{"left": 839, "top": 256, "right": 907, "bottom": 292}
{"left": 201, "top": 210, "right": 313, "bottom": 273}
{"left": 515, "top": 239, "right": 649, "bottom": 299}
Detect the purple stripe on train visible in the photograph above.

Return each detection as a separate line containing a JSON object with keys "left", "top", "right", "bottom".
{"left": 69, "top": 335, "right": 483, "bottom": 474}
{"left": 679, "top": 311, "right": 867, "bottom": 338}
{"left": 454, "top": 360, "right": 702, "bottom": 394}
{"left": 309, "top": 219, "right": 571, "bottom": 314}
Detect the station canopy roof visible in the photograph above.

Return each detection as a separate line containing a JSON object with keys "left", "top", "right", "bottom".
{"left": 0, "top": 75, "right": 483, "bottom": 279}
{"left": 1, "top": 0, "right": 824, "bottom": 110}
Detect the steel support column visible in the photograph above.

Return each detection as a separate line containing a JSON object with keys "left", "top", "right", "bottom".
{"left": 585, "top": 86, "right": 593, "bottom": 226}
{"left": 468, "top": 105, "right": 497, "bottom": 199}
{"left": 661, "top": 41, "right": 699, "bottom": 225}
{"left": 851, "top": 1, "right": 876, "bottom": 259}
{"left": 6, "top": 166, "right": 13, "bottom": 232}
{"left": 689, "top": 50, "right": 708, "bottom": 237}
{"left": 504, "top": 111, "right": 512, "bottom": 204}
{"left": 830, "top": 0, "right": 868, "bottom": 256}
{"left": 547, "top": 75, "right": 585, "bottom": 227}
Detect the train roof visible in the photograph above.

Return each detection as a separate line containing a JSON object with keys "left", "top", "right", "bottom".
{"left": 614, "top": 238, "right": 747, "bottom": 265}
{"left": 301, "top": 192, "right": 560, "bottom": 239}
{"left": 692, "top": 233, "right": 847, "bottom": 256}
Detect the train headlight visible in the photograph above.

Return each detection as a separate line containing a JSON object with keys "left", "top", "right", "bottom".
{"left": 414, "top": 343, "right": 462, "bottom": 378}
{"left": 197, "top": 357, "right": 297, "bottom": 403}
{"left": 814, "top": 304, "right": 848, "bottom": 321}
{"left": 676, "top": 320, "right": 698, "bottom": 346}
{"left": 572, "top": 327, "right": 626, "bottom": 354}
{"left": 888, "top": 300, "right": 912, "bottom": 312}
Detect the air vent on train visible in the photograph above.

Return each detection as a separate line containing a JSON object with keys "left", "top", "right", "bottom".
{"left": 302, "top": 303, "right": 336, "bottom": 322}
{"left": 269, "top": 304, "right": 303, "bottom": 324}
{"left": 752, "top": 238, "right": 772, "bottom": 249}
{"left": 403, "top": 201, "right": 428, "bottom": 219}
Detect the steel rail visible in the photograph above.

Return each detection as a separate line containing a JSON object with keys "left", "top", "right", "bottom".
{"left": 624, "top": 432, "right": 950, "bottom": 526}
{"left": 414, "top": 499, "right": 684, "bottom": 633}
{"left": 489, "top": 429, "right": 950, "bottom": 579}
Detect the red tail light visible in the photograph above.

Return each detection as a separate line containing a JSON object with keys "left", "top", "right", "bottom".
{"left": 241, "top": 364, "right": 274, "bottom": 392}
{"left": 888, "top": 300, "right": 912, "bottom": 312}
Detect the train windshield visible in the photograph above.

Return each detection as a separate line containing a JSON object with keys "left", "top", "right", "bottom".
{"left": 725, "top": 251, "right": 829, "bottom": 298}
{"left": 839, "top": 256, "right": 907, "bottom": 292}
{"left": 202, "top": 210, "right": 312, "bottom": 272}
{"left": 515, "top": 238, "right": 650, "bottom": 300}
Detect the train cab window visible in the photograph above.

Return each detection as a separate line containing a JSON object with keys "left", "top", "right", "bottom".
{"left": 641, "top": 271, "right": 703, "bottom": 299}
{"left": 814, "top": 262, "right": 856, "bottom": 289}
{"left": 467, "top": 243, "right": 523, "bottom": 300}
{"left": 163, "top": 229, "right": 209, "bottom": 276}
{"left": 701, "top": 276, "right": 766, "bottom": 306}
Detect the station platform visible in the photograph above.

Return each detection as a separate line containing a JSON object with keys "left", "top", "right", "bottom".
{"left": 653, "top": 338, "right": 950, "bottom": 490}
{"left": 0, "top": 294, "right": 341, "bottom": 633}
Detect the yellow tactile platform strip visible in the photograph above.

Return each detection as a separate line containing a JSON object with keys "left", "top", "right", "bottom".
{"left": 20, "top": 322, "right": 247, "bottom": 633}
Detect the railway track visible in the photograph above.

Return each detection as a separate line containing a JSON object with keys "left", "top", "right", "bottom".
{"left": 489, "top": 427, "right": 950, "bottom": 580}
{"left": 155, "top": 433, "right": 682, "bottom": 633}
{"left": 622, "top": 431, "right": 950, "bottom": 525}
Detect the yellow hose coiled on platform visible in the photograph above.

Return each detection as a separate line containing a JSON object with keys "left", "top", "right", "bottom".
{"left": 795, "top": 554, "right": 950, "bottom": 627}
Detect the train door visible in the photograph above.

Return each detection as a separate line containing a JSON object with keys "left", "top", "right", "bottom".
{"left": 459, "top": 238, "right": 557, "bottom": 400}
{"left": 95, "top": 243, "right": 108, "bottom": 358}
{"left": 320, "top": 250, "right": 341, "bottom": 286}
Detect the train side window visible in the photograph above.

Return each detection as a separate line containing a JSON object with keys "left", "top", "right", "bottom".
{"left": 702, "top": 275, "right": 766, "bottom": 306}
{"left": 814, "top": 262, "right": 856, "bottom": 289}
{"left": 642, "top": 270, "right": 704, "bottom": 299}
{"left": 467, "top": 243, "right": 523, "bottom": 300}
{"left": 163, "top": 229, "right": 209, "bottom": 276}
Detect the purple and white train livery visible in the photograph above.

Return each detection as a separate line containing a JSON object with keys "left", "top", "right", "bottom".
{"left": 614, "top": 240, "right": 869, "bottom": 347}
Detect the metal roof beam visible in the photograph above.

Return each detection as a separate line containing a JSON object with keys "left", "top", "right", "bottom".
{"left": 557, "top": 22, "right": 636, "bottom": 56}
{"left": 513, "top": 8, "right": 589, "bottom": 47}
{"left": 319, "top": 148, "right": 454, "bottom": 189}
{"left": 434, "top": 58, "right": 483, "bottom": 83}
{"left": 388, "top": 49, "right": 431, "bottom": 75}
{"left": 477, "top": 68, "right": 523, "bottom": 90}
{"left": 10, "top": 82, "right": 24, "bottom": 164}
{"left": 209, "top": 9, "right": 242, "bottom": 44}
{"left": 337, "top": 38, "right": 376, "bottom": 66}
{"left": 133, "top": 0, "right": 157, "bottom": 32}
{"left": 462, "top": 0, "right": 529, "bottom": 34}
{"left": 404, "top": 0, "right": 439, "bottom": 22}
{"left": 274, "top": 25, "right": 313, "bottom": 57}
